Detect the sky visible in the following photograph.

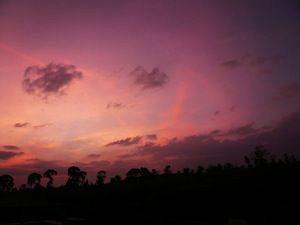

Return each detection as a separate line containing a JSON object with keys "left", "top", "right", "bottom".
{"left": 0, "top": 0, "right": 300, "bottom": 185}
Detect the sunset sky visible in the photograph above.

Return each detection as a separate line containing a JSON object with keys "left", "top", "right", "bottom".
{"left": 0, "top": 0, "right": 300, "bottom": 185}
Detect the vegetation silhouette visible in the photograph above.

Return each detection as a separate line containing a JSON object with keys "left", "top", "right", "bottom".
{"left": 96, "top": 170, "right": 106, "bottom": 186}
{"left": 0, "top": 174, "right": 14, "bottom": 192}
{"left": 43, "top": 169, "right": 58, "bottom": 188}
{"left": 0, "top": 146, "right": 299, "bottom": 225}
{"left": 66, "top": 166, "right": 87, "bottom": 188}
{"left": 27, "top": 172, "right": 42, "bottom": 189}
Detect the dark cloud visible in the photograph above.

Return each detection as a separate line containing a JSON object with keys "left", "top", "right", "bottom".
{"left": 0, "top": 151, "right": 23, "bottom": 160}
{"left": 214, "top": 110, "right": 220, "bottom": 116}
{"left": 14, "top": 122, "right": 30, "bottom": 128}
{"left": 106, "top": 102, "right": 124, "bottom": 109}
{"left": 220, "top": 59, "right": 242, "bottom": 69}
{"left": 105, "top": 134, "right": 158, "bottom": 147}
{"left": 105, "top": 136, "right": 142, "bottom": 147}
{"left": 216, "top": 122, "right": 272, "bottom": 138}
{"left": 249, "top": 55, "right": 286, "bottom": 66}
{"left": 22, "top": 63, "right": 82, "bottom": 99}
{"left": 273, "top": 83, "right": 300, "bottom": 101}
{"left": 126, "top": 112, "right": 300, "bottom": 168}
{"left": 225, "top": 122, "right": 257, "bottom": 136}
{"left": 14, "top": 122, "right": 52, "bottom": 129}
{"left": 256, "top": 68, "right": 273, "bottom": 75}
{"left": 130, "top": 66, "right": 169, "bottom": 90}
{"left": 2, "top": 145, "right": 20, "bottom": 150}
{"left": 220, "top": 54, "right": 286, "bottom": 71}
{"left": 220, "top": 54, "right": 250, "bottom": 69}
{"left": 145, "top": 134, "right": 157, "bottom": 140}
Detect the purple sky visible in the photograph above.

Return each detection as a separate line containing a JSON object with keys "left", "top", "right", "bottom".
{"left": 0, "top": 0, "right": 300, "bottom": 185}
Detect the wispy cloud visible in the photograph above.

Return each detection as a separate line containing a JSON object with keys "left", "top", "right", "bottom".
{"left": 105, "top": 134, "right": 158, "bottom": 147}
{"left": 86, "top": 153, "right": 101, "bottom": 158}
{"left": 273, "top": 83, "right": 300, "bottom": 101}
{"left": 106, "top": 102, "right": 124, "bottom": 109}
{"left": 14, "top": 122, "right": 30, "bottom": 128}
{"left": 145, "top": 134, "right": 157, "bottom": 140}
{"left": 105, "top": 136, "right": 142, "bottom": 147}
{"left": 220, "top": 54, "right": 286, "bottom": 73}
{"left": 33, "top": 123, "right": 53, "bottom": 129}
{"left": 214, "top": 110, "right": 220, "bottom": 116}
{"left": 2, "top": 145, "right": 20, "bottom": 150}
{"left": 0, "top": 151, "right": 24, "bottom": 160}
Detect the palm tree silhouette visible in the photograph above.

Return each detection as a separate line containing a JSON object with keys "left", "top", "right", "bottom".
{"left": 43, "top": 169, "right": 58, "bottom": 188}
{"left": 0, "top": 174, "right": 14, "bottom": 192}
{"left": 27, "top": 173, "right": 42, "bottom": 189}
{"left": 96, "top": 170, "right": 106, "bottom": 186}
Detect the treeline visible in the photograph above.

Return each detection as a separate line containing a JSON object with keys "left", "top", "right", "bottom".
{"left": 0, "top": 145, "right": 299, "bottom": 192}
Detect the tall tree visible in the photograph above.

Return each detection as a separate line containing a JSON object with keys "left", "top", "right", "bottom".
{"left": 66, "top": 166, "right": 87, "bottom": 187}
{"left": 43, "top": 169, "right": 58, "bottom": 188}
{"left": 96, "top": 170, "right": 106, "bottom": 186}
{"left": 0, "top": 174, "right": 14, "bottom": 192}
{"left": 27, "top": 173, "right": 42, "bottom": 189}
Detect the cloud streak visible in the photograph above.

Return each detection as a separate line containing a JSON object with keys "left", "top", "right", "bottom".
{"left": 33, "top": 123, "right": 53, "bottom": 129}
{"left": 105, "top": 134, "right": 158, "bottom": 147}
{"left": 0, "top": 151, "right": 23, "bottom": 160}
{"left": 14, "top": 122, "right": 30, "bottom": 128}
{"left": 106, "top": 102, "right": 124, "bottom": 109}
{"left": 220, "top": 54, "right": 286, "bottom": 71}
{"left": 86, "top": 153, "right": 101, "bottom": 158}
{"left": 2, "top": 145, "right": 20, "bottom": 150}
{"left": 273, "top": 83, "right": 300, "bottom": 101}
{"left": 105, "top": 136, "right": 142, "bottom": 147}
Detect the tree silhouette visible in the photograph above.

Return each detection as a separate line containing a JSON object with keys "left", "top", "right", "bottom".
{"left": 27, "top": 173, "right": 42, "bottom": 189}
{"left": 126, "top": 168, "right": 142, "bottom": 178}
{"left": 151, "top": 169, "right": 160, "bottom": 175}
{"left": 66, "top": 166, "right": 87, "bottom": 187}
{"left": 164, "top": 165, "right": 172, "bottom": 174}
{"left": 197, "top": 166, "right": 204, "bottom": 174}
{"left": 96, "top": 170, "right": 106, "bottom": 186}
{"left": 244, "top": 145, "right": 272, "bottom": 168}
{"left": 110, "top": 175, "right": 122, "bottom": 184}
{"left": 43, "top": 169, "right": 58, "bottom": 188}
{"left": 182, "top": 167, "right": 192, "bottom": 174}
{"left": 253, "top": 145, "right": 270, "bottom": 167}
{"left": 140, "top": 167, "right": 151, "bottom": 177}
{"left": 0, "top": 174, "right": 14, "bottom": 192}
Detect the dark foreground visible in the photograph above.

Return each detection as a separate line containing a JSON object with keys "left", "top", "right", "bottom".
{"left": 0, "top": 150, "right": 299, "bottom": 225}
